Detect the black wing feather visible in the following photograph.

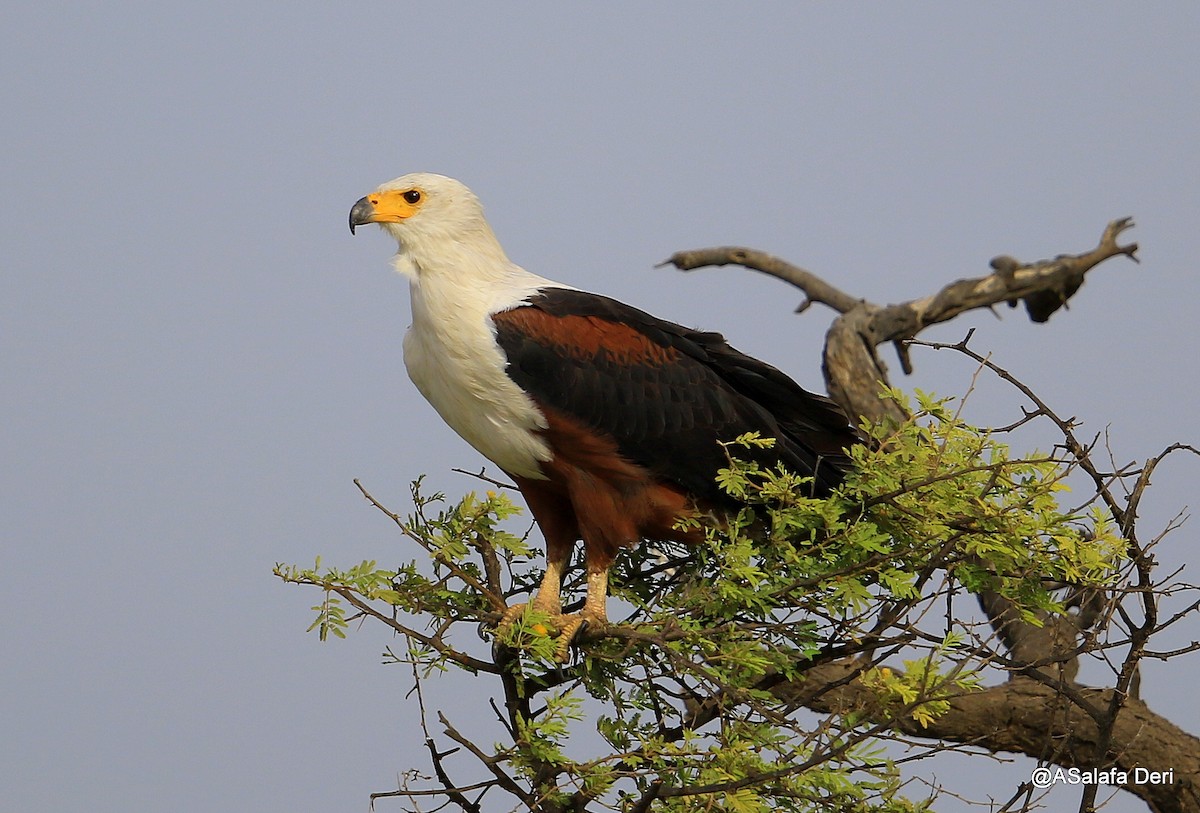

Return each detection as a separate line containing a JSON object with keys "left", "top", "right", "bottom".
{"left": 493, "top": 288, "right": 857, "bottom": 502}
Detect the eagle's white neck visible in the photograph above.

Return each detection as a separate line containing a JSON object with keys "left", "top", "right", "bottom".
{"left": 390, "top": 216, "right": 511, "bottom": 280}
{"left": 395, "top": 231, "right": 567, "bottom": 480}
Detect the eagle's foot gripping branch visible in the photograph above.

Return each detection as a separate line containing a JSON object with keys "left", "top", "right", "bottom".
{"left": 496, "top": 604, "right": 606, "bottom": 662}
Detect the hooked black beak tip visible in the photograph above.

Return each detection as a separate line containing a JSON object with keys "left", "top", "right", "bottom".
{"left": 348, "top": 196, "right": 375, "bottom": 235}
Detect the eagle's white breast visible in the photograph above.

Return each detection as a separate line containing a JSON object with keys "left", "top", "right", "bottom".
{"left": 402, "top": 270, "right": 559, "bottom": 481}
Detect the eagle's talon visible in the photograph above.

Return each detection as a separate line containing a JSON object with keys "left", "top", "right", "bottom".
{"left": 554, "top": 614, "right": 586, "bottom": 662}
{"left": 494, "top": 605, "right": 602, "bottom": 662}
{"left": 497, "top": 602, "right": 528, "bottom": 633}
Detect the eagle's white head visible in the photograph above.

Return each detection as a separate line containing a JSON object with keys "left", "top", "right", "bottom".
{"left": 349, "top": 173, "right": 511, "bottom": 279}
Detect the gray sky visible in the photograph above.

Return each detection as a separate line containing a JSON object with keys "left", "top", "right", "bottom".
{"left": 3, "top": 4, "right": 1197, "bottom": 811}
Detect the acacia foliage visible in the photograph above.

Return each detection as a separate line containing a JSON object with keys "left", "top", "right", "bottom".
{"left": 275, "top": 384, "right": 1150, "bottom": 813}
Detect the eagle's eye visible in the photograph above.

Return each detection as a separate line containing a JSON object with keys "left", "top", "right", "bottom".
{"left": 403, "top": 190, "right": 422, "bottom": 204}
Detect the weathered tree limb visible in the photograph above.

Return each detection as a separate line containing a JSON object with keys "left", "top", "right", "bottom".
{"left": 876, "top": 217, "right": 1138, "bottom": 338}
{"left": 664, "top": 218, "right": 1139, "bottom": 424}
{"left": 779, "top": 661, "right": 1200, "bottom": 813}
{"left": 662, "top": 247, "right": 862, "bottom": 314}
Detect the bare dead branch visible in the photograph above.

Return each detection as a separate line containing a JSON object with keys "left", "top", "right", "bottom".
{"left": 882, "top": 218, "right": 1137, "bottom": 337}
{"left": 667, "top": 220, "right": 1137, "bottom": 429}
{"left": 660, "top": 246, "right": 861, "bottom": 314}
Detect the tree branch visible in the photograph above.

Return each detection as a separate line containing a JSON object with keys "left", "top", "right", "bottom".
{"left": 661, "top": 246, "right": 861, "bottom": 314}
{"left": 439, "top": 712, "right": 535, "bottom": 808}
{"left": 664, "top": 219, "right": 1139, "bottom": 426}
{"left": 877, "top": 217, "right": 1138, "bottom": 338}
{"left": 776, "top": 661, "right": 1200, "bottom": 813}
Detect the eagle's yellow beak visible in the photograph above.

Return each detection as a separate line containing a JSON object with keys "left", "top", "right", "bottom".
{"left": 348, "top": 190, "right": 421, "bottom": 234}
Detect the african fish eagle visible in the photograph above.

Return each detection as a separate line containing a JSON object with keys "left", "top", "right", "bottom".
{"left": 349, "top": 173, "right": 858, "bottom": 648}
